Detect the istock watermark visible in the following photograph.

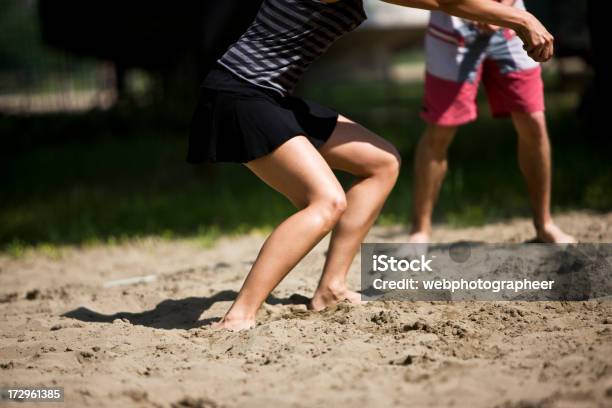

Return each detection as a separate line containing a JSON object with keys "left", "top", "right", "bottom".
{"left": 360, "top": 243, "right": 612, "bottom": 301}
{"left": 372, "top": 254, "right": 434, "bottom": 272}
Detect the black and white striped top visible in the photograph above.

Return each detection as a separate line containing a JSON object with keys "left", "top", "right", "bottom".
{"left": 217, "top": 0, "right": 367, "bottom": 96}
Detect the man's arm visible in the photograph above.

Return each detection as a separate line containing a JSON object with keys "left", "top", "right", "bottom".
{"left": 379, "top": 0, "right": 553, "bottom": 61}
{"left": 474, "top": 0, "right": 518, "bottom": 34}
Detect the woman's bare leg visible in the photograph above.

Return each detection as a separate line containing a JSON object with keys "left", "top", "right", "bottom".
{"left": 310, "top": 115, "right": 401, "bottom": 310}
{"left": 214, "top": 136, "right": 347, "bottom": 331}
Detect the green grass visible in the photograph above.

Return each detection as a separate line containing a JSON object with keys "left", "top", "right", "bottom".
{"left": 1, "top": 77, "right": 611, "bottom": 253}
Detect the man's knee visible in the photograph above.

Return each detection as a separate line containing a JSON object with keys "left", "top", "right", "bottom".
{"left": 422, "top": 124, "right": 457, "bottom": 154}
{"left": 513, "top": 111, "right": 548, "bottom": 139}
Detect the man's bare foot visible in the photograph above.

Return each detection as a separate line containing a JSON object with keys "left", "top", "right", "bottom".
{"left": 211, "top": 315, "right": 256, "bottom": 332}
{"left": 407, "top": 231, "right": 431, "bottom": 244}
{"left": 535, "top": 222, "right": 577, "bottom": 244}
{"left": 309, "top": 285, "right": 366, "bottom": 311}
{"left": 403, "top": 230, "right": 431, "bottom": 257}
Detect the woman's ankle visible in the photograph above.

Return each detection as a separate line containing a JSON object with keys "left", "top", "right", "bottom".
{"left": 315, "top": 280, "right": 348, "bottom": 298}
{"left": 223, "top": 307, "right": 257, "bottom": 323}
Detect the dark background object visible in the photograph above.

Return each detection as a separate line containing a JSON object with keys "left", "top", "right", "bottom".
{"left": 38, "top": 0, "right": 263, "bottom": 99}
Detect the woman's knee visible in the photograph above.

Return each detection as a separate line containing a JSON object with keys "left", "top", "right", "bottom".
{"left": 310, "top": 190, "right": 347, "bottom": 231}
{"left": 373, "top": 143, "right": 402, "bottom": 183}
{"left": 385, "top": 144, "right": 402, "bottom": 178}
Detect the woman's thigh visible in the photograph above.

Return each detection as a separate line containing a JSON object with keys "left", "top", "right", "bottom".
{"left": 319, "top": 115, "right": 401, "bottom": 177}
{"left": 244, "top": 135, "right": 343, "bottom": 209}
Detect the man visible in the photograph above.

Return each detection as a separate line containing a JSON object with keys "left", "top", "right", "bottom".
{"left": 409, "top": 0, "right": 575, "bottom": 244}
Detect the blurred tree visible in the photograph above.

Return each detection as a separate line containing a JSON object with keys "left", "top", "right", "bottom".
{"left": 0, "top": 0, "right": 38, "bottom": 71}
{"left": 0, "top": 0, "right": 87, "bottom": 75}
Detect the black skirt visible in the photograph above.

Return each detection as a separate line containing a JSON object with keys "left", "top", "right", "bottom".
{"left": 187, "top": 65, "right": 339, "bottom": 164}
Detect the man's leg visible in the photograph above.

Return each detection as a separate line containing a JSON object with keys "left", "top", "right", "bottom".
{"left": 482, "top": 28, "right": 576, "bottom": 243}
{"left": 413, "top": 25, "right": 483, "bottom": 242}
{"left": 408, "top": 124, "right": 458, "bottom": 243}
{"left": 511, "top": 111, "right": 576, "bottom": 243}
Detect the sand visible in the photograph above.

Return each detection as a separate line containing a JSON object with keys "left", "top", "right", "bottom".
{"left": 1, "top": 211, "right": 611, "bottom": 408}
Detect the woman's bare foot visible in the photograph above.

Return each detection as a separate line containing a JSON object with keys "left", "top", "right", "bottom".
{"left": 309, "top": 284, "right": 366, "bottom": 311}
{"left": 535, "top": 222, "right": 577, "bottom": 244}
{"left": 211, "top": 315, "right": 256, "bottom": 332}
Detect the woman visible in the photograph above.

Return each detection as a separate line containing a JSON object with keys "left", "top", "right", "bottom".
{"left": 188, "top": 0, "right": 554, "bottom": 331}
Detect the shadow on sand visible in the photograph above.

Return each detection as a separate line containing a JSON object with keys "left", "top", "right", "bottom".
{"left": 62, "top": 290, "right": 310, "bottom": 330}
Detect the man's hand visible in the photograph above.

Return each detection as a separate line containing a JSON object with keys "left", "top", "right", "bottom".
{"left": 515, "top": 12, "right": 554, "bottom": 62}
{"left": 380, "top": 0, "right": 554, "bottom": 62}
{"left": 467, "top": 0, "right": 553, "bottom": 62}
